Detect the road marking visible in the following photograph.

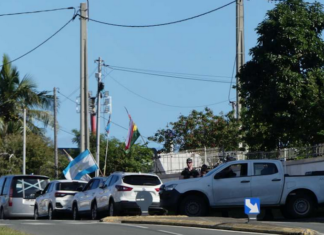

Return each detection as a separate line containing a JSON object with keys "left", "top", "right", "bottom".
{"left": 22, "top": 223, "right": 54, "bottom": 225}
{"left": 158, "top": 230, "right": 183, "bottom": 235}
{"left": 102, "top": 222, "right": 148, "bottom": 229}
{"left": 0, "top": 224, "right": 11, "bottom": 226}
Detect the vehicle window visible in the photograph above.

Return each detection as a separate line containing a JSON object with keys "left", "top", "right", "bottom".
{"left": 56, "top": 182, "right": 87, "bottom": 191}
{"left": 2, "top": 178, "right": 10, "bottom": 195}
{"left": 12, "top": 177, "right": 49, "bottom": 199}
{"left": 43, "top": 183, "right": 52, "bottom": 194}
{"left": 217, "top": 164, "right": 248, "bottom": 179}
{"left": 254, "top": 163, "right": 278, "bottom": 176}
{"left": 123, "top": 175, "right": 161, "bottom": 186}
{"left": 104, "top": 176, "right": 112, "bottom": 186}
{"left": 83, "top": 180, "right": 94, "bottom": 191}
{"left": 0, "top": 177, "right": 5, "bottom": 195}
{"left": 108, "top": 176, "right": 117, "bottom": 186}
{"left": 90, "top": 180, "right": 100, "bottom": 190}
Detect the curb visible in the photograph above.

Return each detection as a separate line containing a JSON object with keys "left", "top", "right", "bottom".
{"left": 101, "top": 217, "right": 319, "bottom": 235}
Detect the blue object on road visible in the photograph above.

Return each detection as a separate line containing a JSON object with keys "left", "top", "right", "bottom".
{"left": 244, "top": 198, "right": 260, "bottom": 215}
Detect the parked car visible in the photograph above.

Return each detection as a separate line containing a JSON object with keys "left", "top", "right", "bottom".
{"left": 34, "top": 180, "right": 87, "bottom": 220}
{"left": 104, "top": 172, "right": 164, "bottom": 216}
{"left": 71, "top": 177, "right": 107, "bottom": 220}
{"left": 0, "top": 175, "right": 49, "bottom": 219}
{"left": 160, "top": 160, "right": 324, "bottom": 218}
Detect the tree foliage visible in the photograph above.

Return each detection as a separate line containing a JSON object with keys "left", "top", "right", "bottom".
{"left": 149, "top": 108, "right": 241, "bottom": 152}
{"left": 238, "top": 0, "right": 324, "bottom": 151}
{"left": 70, "top": 130, "right": 153, "bottom": 175}
{"left": 0, "top": 54, "right": 54, "bottom": 137}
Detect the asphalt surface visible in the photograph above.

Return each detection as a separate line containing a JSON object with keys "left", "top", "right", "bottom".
{"left": 0, "top": 219, "right": 283, "bottom": 235}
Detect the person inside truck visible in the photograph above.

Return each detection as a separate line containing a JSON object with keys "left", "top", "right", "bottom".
{"left": 218, "top": 166, "right": 236, "bottom": 178}
{"left": 180, "top": 158, "right": 199, "bottom": 179}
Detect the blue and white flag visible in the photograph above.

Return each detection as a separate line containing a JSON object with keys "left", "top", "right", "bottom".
{"left": 63, "top": 149, "right": 98, "bottom": 180}
{"left": 105, "top": 114, "right": 111, "bottom": 135}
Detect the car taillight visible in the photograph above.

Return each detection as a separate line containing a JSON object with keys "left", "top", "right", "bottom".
{"left": 115, "top": 185, "right": 133, "bottom": 191}
{"left": 9, "top": 188, "right": 13, "bottom": 207}
{"left": 55, "top": 192, "right": 75, "bottom": 197}
{"left": 155, "top": 188, "right": 160, "bottom": 192}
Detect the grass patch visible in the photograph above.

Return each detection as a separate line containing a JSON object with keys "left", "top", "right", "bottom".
{"left": 0, "top": 227, "right": 32, "bottom": 235}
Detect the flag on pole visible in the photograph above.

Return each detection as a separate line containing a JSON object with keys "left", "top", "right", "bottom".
{"left": 125, "top": 110, "right": 140, "bottom": 153}
{"left": 62, "top": 149, "right": 91, "bottom": 181}
{"left": 63, "top": 149, "right": 98, "bottom": 180}
{"left": 105, "top": 114, "right": 111, "bottom": 135}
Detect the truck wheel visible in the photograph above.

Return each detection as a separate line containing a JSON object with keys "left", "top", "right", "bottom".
{"left": 108, "top": 200, "right": 119, "bottom": 216}
{"left": 34, "top": 207, "right": 39, "bottom": 220}
{"left": 286, "top": 193, "right": 314, "bottom": 219}
{"left": 91, "top": 203, "right": 97, "bottom": 220}
{"left": 72, "top": 204, "right": 79, "bottom": 220}
{"left": 180, "top": 195, "right": 207, "bottom": 216}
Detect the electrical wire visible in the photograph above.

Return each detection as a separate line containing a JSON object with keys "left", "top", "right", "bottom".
{"left": 58, "top": 127, "right": 75, "bottom": 136}
{"left": 60, "top": 67, "right": 97, "bottom": 103}
{"left": 58, "top": 90, "right": 78, "bottom": 104}
{"left": 0, "top": 12, "right": 77, "bottom": 67}
{"left": 109, "top": 66, "right": 231, "bottom": 84}
{"left": 109, "top": 65, "right": 232, "bottom": 79}
{"left": 109, "top": 74, "right": 230, "bottom": 108}
{"left": 228, "top": 56, "right": 236, "bottom": 102}
{"left": 78, "top": 1, "right": 235, "bottom": 28}
{"left": 0, "top": 7, "right": 75, "bottom": 17}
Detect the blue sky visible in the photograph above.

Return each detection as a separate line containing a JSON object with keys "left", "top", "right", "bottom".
{"left": 0, "top": 0, "right": 309, "bottom": 150}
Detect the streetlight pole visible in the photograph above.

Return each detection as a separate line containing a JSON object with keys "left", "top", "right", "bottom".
{"left": 95, "top": 57, "right": 103, "bottom": 177}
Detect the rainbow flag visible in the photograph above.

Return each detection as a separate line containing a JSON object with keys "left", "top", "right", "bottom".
{"left": 125, "top": 113, "right": 140, "bottom": 153}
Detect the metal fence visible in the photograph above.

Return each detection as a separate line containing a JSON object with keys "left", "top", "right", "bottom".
{"left": 154, "top": 144, "right": 324, "bottom": 174}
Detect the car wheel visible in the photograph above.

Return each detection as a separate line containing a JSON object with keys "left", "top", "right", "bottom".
{"left": 180, "top": 195, "right": 208, "bottom": 216}
{"left": 34, "top": 207, "right": 39, "bottom": 220}
{"left": 285, "top": 193, "right": 314, "bottom": 219}
{"left": 108, "top": 201, "right": 118, "bottom": 216}
{"left": 0, "top": 207, "right": 5, "bottom": 220}
{"left": 48, "top": 206, "right": 54, "bottom": 220}
{"left": 91, "top": 203, "right": 97, "bottom": 220}
{"left": 72, "top": 205, "right": 79, "bottom": 220}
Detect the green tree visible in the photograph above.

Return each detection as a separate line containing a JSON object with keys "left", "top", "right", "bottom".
{"left": 0, "top": 54, "right": 54, "bottom": 136}
{"left": 0, "top": 133, "right": 67, "bottom": 178}
{"left": 71, "top": 130, "right": 153, "bottom": 175}
{"left": 149, "top": 108, "right": 241, "bottom": 152}
{"left": 238, "top": 0, "right": 324, "bottom": 151}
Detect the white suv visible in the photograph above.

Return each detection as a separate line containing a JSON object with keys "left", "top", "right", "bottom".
{"left": 34, "top": 180, "right": 87, "bottom": 220}
{"left": 104, "top": 172, "right": 164, "bottom": 216}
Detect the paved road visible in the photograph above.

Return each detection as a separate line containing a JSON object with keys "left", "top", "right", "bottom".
{"left": 0, "top": 220, "right": 277, "bottom": 235}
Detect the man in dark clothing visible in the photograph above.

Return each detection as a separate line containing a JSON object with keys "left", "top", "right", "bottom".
{"left": 180, "top": 158, "right": 199, "bottom": 179}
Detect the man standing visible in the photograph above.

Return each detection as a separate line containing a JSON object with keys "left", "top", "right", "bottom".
{"left": 180, "top": 158, "right": 199, "bottom": 179}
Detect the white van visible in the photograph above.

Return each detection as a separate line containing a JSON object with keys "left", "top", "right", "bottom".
{"left": 0, "top": 175, "right": 49, "bottom": 219}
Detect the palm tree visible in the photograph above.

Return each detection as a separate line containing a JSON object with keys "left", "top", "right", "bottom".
{"left": 0, "top": 54, "right": 54, "bottom": 136}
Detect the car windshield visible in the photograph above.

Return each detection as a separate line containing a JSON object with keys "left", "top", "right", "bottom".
{"left": 56, "top": 182, "right": 87, "bottom": 191}
{"left": 123, "top": 175, "right": 161, "bottom": 186}
{"left": 12, "top": 177, "right": 49, "bottom": 199}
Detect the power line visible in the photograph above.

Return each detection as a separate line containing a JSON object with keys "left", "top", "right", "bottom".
{"left": 109, "top": 74, "right": 230, "bottom": 108}
{"left": 0, "top": 7, "right": 75, "bottom": 17}
{"left": 58, "top": 127, "right": 75, "bottom": 136}
{"left": 109, "top": 65, "right": 232, "bottom": 79}
{"left": 78, "top": 1, "right": 235, "bottom": 28}
{"left": 108, "top": 66, "right": 232, "bottom": 84}
{"left": 228, "top": 56, "right": 236, "bottom": 102}
{"left": 58, "top": 90, "right": 78, "bottom": 104}
{"left": 0, "top": 12, "right": 77, "bottom": 67}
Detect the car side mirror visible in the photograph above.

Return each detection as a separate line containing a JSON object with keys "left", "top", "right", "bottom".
{"left": 77, "top": 186, "right": 83, "bottom": 192}
{"left": 214, "top": 173, "right": 221, "bottom": 179}
{"left": 35, "top": 190, "right": 43, "bottom": 197}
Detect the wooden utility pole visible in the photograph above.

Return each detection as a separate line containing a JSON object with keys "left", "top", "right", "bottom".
{"left": 80, "top": 2, "right": 90, "bottom": 152}
{"left": 54, "top": 87, "right": 58, "bottom": 178}
{"left": 236, "top": 0, "right": 245, "bottom": 119}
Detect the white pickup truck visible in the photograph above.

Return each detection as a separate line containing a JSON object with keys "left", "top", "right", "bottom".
{"left": 159, "top": 160, "right": 324, "bottom": 218}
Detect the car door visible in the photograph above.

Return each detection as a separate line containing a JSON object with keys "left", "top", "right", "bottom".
{"left": 83, "top": 179, "right": 100, "bottom": 212}
{"left": 212, "top": 163, "right": 252, "bottom": 206}
{"left": 78, "top": 180, "right": 94, "bottom": 212}
{"left": 97, "top": 176, "right": 111, "bottom": 211}
{"left": 251, "top": 162, "right": 284, "bottom": 205}
{"left": 38, "top": 183, "right": 52, "bottom": 216}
